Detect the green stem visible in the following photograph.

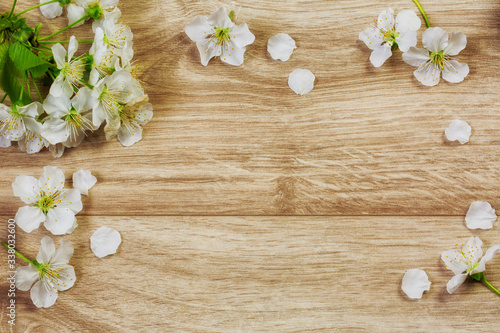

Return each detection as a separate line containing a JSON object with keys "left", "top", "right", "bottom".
{"left": 19, "top": 73, "right": 25, "bottom": 101}
{"left": 14, "top": 0, "right": 59, "bottom": 18}
{"left": 39, "top": 39, "right": 94, "bottom": 44}
{"left": 30, "top": 73, "right": 43, "bottom": 102}
{"left": 2, "top": 242, "right": 34, "bottom": 264}
{"left": 482, "top": 277, "right": 500, "bottom": 296}
{"left": 412, "top": 0, "right": 430, "bottom": 28}
{"left": 8, "top": 0, "right": 17, "bottom": 18}
{"left": 39, "top": 14, "right": 89, "bottom": 41}
{"left": 229, "top": 11, "right": 234, "bottom": 20}
{"left": 1, "top": 93, "right": 6, "bottom": 103}
{"left": 25, "top": 72, "right": 31, "bottom": 99}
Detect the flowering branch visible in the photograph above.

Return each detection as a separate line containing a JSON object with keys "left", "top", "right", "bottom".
{"left": 39, "top": 14, "right": 90, "bottom": 40}
{"left": 412, "top": 0, "right": 430, "bottom": 28}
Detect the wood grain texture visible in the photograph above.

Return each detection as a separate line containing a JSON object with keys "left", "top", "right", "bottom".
{"left": 1, "top": 216, "right": 500, "bottom": 332}
{"left": 1, "top": 0, "right": 500, "bottom": 332}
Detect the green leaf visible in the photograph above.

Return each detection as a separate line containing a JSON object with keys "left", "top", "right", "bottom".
{"left": 9, "top": 42, "right": 48, "bottom": 71}
{"left": 0, "top": 57, "right": 32, "bottom": 105}
{"left": 29, "top": 63, "right": 50, "bottom": 78}
{"left": 0, "top": 40, "right": 9, "bottom": 70}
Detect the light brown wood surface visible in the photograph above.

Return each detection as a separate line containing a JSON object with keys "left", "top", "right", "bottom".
{"left": 1, "top": 0, "right": 500, "bottom": 332}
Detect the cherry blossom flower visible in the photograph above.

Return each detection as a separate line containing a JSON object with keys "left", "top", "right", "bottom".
{"left": 267, "top": 33, "right": 296, "bottom": 61}
{"left": 0, "top": 102, "right": 43, "bottom": 142}
{"left": 359, "top": 8, "right": 421, "bottom": 67}
{"left": 15, "top": 237, "right": 76, "bottom": 308}
{"left": 445, "top": 120, "right": 471, "bottom": 144}
{"left": 401, "top": 269, "right": 431, "bottom": 299}
{"left": 185, "top": 7, "right": 255, "bottom": 66}
{"left": 91, "top": 69, "right": 143, "bottom": 127}
{"left": 288, "top": 69, "right": 315, "bottom": 95}
{"left": 50, "top": 37, "right": 86, "bottom": 98}
{"left": 403, "top": 27, "right": 469, "bottom": 86}
{"left": 42, "top": 87, "right": 95, "bottom": 147}
{"left": 465, "top": 201, "right": 497, "bottom": 230}
{"left": 12, "top": 166, "right": 82, "bottom": 235}
{"left": 68, "top": 0, "right": 119, "bottom": 27}
{"left": 90, "top": 226, "right": 121, "bottom": 257}
{"left": 441, "top": 237, "right": 500, "bottom": 294}
{"left": 103, "top": 94, "right": 153, "bottom": 146}
{"left": 73, "top": 169, "right": 97, "bottom": 195}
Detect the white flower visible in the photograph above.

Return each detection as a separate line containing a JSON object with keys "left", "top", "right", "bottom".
{"left": 40, "top": 0, "right": 63, "bottom": 19}
{"left": 89, "top": 28, "right": 119, "bottom": 85}
{"left": 91, "top": 69, "right": 143, "bottom": 127}
{"left": 90, "top": 226, "right": 121, "bottom": 257}
{"left": 441, "top": 237, "right": 500, "bottom": 294}
{"left": 465, "top": 201, "right": 497, "bottom": 230}
{"left": 401, "top": 269, "right": 431, "bottom": 299}
{"left": 42, "top": 87, "right": 96, "bottom": 147}
{"left": 68, "top": 0, "right": 119, "bottom": 27}
{"left": 50, "top": 37, "right": 86, "bottom": 98}
{"left": 104, "top": 94, "right": 153, "bottom": 146}
{"left": 73, "top": 169, "right": 97, "bottom": 195}
{"left": 185, "top": 7, "right": 255, "bottom": 66}
{"left": 92, "top": 10, "right": 133, "bottom": 59}
{"left": 403, "top": 27, "right": 469, "bottom": 86}
{"left": 445, "top": 120, "right": 471, "bottom": 144}
{"left": 0, "top": 102, "right": 43, "bottom": 141}
{"left": 359, "top": 8, "right": 421, "bottom": 67}
{"left": 288, "top": 69, "right": 315, "bottom": 95}
{"left": 12, "top": 166, "right": 83, "bottom": 235}
{"left": 16, "top": 237, "right": 76, "bottom": 308}
{"left": 267, "top": 33, "right": 296, "bottom": 61}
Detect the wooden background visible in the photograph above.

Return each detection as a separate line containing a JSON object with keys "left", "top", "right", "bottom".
{"left": 1, "top": 0, "right": 500, "bottom": 331}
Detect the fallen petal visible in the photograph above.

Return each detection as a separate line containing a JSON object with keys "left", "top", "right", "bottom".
{"left": 465, "top": 201, "right": 497, "bottom": 230}
{"left": 401, "top": 269, "right": 431, "bottom": 299}
{"left": 90, "top": 227, "right": 122, "bottom": 258}
{"left": 73, "top": 169, "right": 97, "bottom": 195}
{"left": 288, "top": 69, "right": 315, "bottom": 95}
{"left": 445, "top": 120, "right": 471, "bottom": 144}
{"left": 267, "top": 33, "right": 296, "bottom": 61}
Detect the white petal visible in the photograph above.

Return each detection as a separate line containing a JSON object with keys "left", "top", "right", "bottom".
{"left": 207, "top": 7, "right": 234, "bottom": 29}
{"left": 396, "top": 30, "right": 417, "bottom": 52}
{"left": 0, "top": 135, "right": 11, "bottom": 147}
{"left": 12, "top": 175, "right": 40, "bottom": 204}
{"left": 441, "top": 250, "right": 468, "bottom": 275}
{"left": 72, "top": 87, "right": 94, "bottom": 113}
{"left": 358, "top": 27, "right": 384, "bottom": 51}
{"left": 90, "top": 226, "right": 122, "bottom": 257}
{"left": 44, "top": 207, "right": 76, "bottom": 235}
{"left": 54, "top": 265, "right": 76, "bottom": 291}
{"left": 444, "top": 32, "right": 467, "bottom": 56}
{"left": 471, "top": 245, "right": 500, "bottom": 275}
{"left": 442, "top": 60, "right": 469, "bottom": 84}
{"left": 446, "top": 273, "right": 468, "bottom": 294}
{"left": 15, "top": 264, "right": 39, "bottom": 291}
{"left": 40, "top": 0, "right": 63, "bottom": 19}
{"left": 220, "top": 41, "right": 245, "bottom": 66}
{"left": 39, "top": 166, "right": 65, "bottom": 195}
{"left": 30, "top": 280, "right": 58, "bottom": 308}
{"left": 422, "top": 27, "right": 449, "bottom": 53}
{"left": 395, "top": 10, "right": 421, "bottom": 32}
{"left": 36, "top": 236, "right": 56, "bottom": 264}
{"left": 51, "top": 43, "right": 67, "bottom": 69}
{"left": 68, "top": 36, "right": 79, "bottom": 60}
{"left": 51, "top": 239, "right": 74, "bottom": 265}
{"left": 413, "top": 62, "right": 441, "bottom": 87}
{"left": 376, "top": 8, "right": 395, "bottom": 32}
{"left": 445, "top": 120, "right": 471, "bottom": 144}
{"left": 42, "top": 118, "right": 70, "bottom": 145}
{"left": 267, "top": 33, "right": 296, "bottom": 61}
{"left": 401, "top": 269, "right": 431, "bottom": 299}
{"left": 184, "top": 15, "right": 212, "bottom": 42}
{"left": 462, "top": 236, "right": 484, "bottom": 265}
{"left": 231, "top": 23, "right": 255, "bottom": 48}
{"left": 117, "top": 123, "right": 142, "bottom": 146}
{"left": 67, "top": 4, "right": 87, "bottom": 27}
{"left": 196, "top": 40, "right": 221, "bottom": 66}
{"left": 370, "top": 44, "right": 392, "bottom": 67}
{"left": 288, "top": 69, "right": 315, "bottom": 95}
{"left": 15, "top": 206, "right": 45, "bottom": 233}
{"left": 465, "top": 201, "right": 497, "bottom": 230}
{"left": 73, "top": 170, "right": 97, "bottom": 195}
{"left": 58, "top": 188, "right": 83, "bottom": 214}
{"left": 18, "top": 102, "right": 42, "bottom": 117}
